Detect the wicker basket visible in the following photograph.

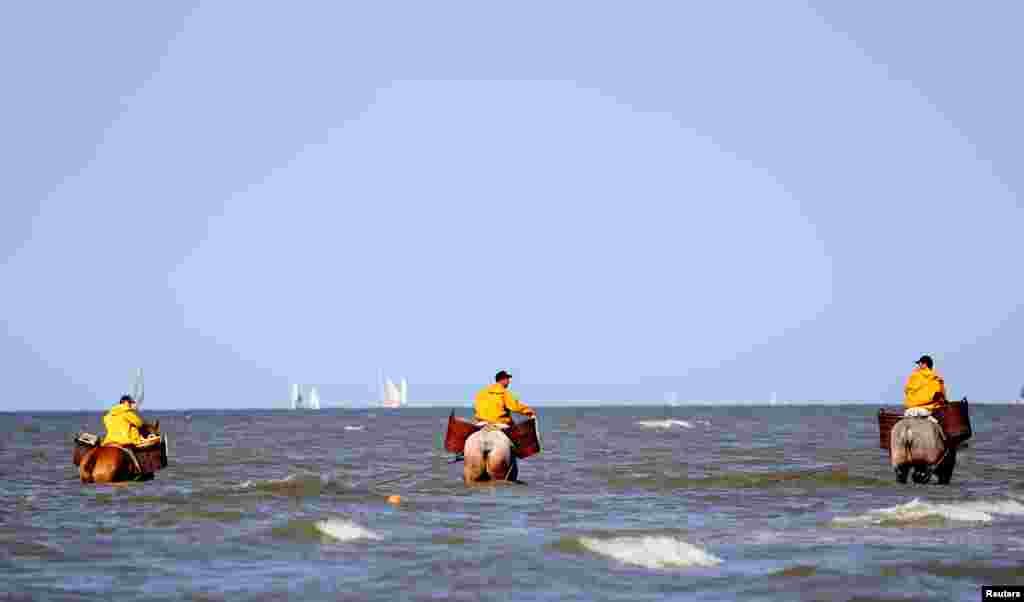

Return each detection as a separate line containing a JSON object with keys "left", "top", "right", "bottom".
{"left": 134, "top": 437, "right": 169, "bottom": 474}
{"left": 444, "top": 412, "right": 480, "bottom": 453}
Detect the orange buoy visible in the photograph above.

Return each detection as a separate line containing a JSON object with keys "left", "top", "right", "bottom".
{"left": 386, "top": 495, "right": 401, "bottom": 504}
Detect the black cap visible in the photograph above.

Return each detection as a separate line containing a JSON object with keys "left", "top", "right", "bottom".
{"left": 915, "top": 355, "right": 933, "bottom": 369}
{"left": 119, "top": 394, "right": 135, "bottom": 403}
{"left": 495, "top": 370, "right": 512, "bottom": 382}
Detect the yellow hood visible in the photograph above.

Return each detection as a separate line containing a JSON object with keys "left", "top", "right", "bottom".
{"left": 904, "top": 367, "right": 947, "bottom": 411}
{"left": 102, "top": 403, "right": 144, "bottom": 446}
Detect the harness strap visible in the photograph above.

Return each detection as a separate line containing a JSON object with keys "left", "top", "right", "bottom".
{"left": 474, "top": 422, "right": 513, "bottom": 444}
{"left": 109, "top": 445, "right": 143, "bottom": 474}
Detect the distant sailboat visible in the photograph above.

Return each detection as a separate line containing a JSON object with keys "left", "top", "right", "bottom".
{"left": 130, "top": 368, "right": 145, "bottom": 405}
{"left": 289, "top": 384, "right": 320, "bottom": 410}
{"left": 770, "top": 392, "right": 778, "bottom": 406}
{"left": 382, "top": 377, "right": 407, "bottom": 408}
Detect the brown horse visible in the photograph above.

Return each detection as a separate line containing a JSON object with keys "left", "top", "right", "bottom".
{"left": 77, "top": 421, "right": 161, "bottom": 484}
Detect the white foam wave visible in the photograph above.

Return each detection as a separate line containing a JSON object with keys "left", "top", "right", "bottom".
{"left": 235, "top": 473, "right": 330, "bottom": 489}
{"left": 636, "top": 419, "right": 694, "bottom": 429}
{"left": 832, "top": 497, "right": 1024, "bottom": 526}
{"left": 236, "top": 474, "right": 298, "bottom": 489}
{"left": 315, "top": 519, "right": 381, "bottom": 541}
{"left": 579, "top": 536, "right": 722, "bottom": 569}
{"left": 344, "top": 425, "right": 365, "bottom": 431}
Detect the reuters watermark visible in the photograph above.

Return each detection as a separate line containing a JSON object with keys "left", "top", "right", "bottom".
{"left": 983, "top": 586, "right": 1024, "bottom": 600}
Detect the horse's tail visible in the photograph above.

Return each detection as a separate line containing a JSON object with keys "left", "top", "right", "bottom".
{"left": 79, "top": 447, "right": 98, "bottom": 483}
{"left": 901, "top": 428, "right": 913, "bottom": 462}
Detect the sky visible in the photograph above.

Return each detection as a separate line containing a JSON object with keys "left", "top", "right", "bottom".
{"left": 1, "top": 3, "right": 1021, "bottom": 410}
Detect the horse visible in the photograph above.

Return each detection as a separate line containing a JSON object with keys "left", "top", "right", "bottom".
{"left": 77, "top": 421, "right": 161, "bottom": 484}
{"left": 462, "top": 427, "right": 518, "bottom": 484}
{"left": 889, "top": 416, "right": 956, "bottom": 484}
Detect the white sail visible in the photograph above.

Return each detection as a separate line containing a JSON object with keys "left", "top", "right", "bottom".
{"left": 309, "top": 386, "right": 321, "bottom": 410}
{"left": 400, "top": 379, "right": 408, "bottom": 405}
{"left": 290, "top": 383, "right": 301, "bottom": 410}
{"left": 130, "top": 368, "right": 145, "bottom": 405}
{"left": 383, "top": 378, "right": 401, "bottom": 407}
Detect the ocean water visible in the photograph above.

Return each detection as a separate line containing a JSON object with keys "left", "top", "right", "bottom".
{"left": 2, "top": 405, "right": 1023, "bottom": 601}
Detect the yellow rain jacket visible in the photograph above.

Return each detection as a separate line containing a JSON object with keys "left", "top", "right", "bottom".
{"left": 102, "top": 403, "right": 145, "bottom": 446}
{"left": 904, "top": 367, "right": 947, "bottom": 411}
{"left": 474, "top": 384, "right": 535, "bottom": 425}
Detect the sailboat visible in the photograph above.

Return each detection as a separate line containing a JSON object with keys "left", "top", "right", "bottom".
{"left": 289, "top": 384, "right": 322, "bottom": 410}
{"left": 382, "top": 377, "right": 407, "bottom": 408}
{"left": 130, "top": 368, "right": 145, "bottom": 405}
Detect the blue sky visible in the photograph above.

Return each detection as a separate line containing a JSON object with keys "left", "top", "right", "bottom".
{"left": 2, "top": 3, "right": 1021, "bottom": 410}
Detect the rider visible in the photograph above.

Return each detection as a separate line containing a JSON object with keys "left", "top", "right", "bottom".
{"left": 903, "top": 355, "right": 948, "bottom": 412}
{"left": 102, "top": 395, "right": 160, "bottom": 446}
{"left": 474, "top": 371, "right": 536, "bottom": 426}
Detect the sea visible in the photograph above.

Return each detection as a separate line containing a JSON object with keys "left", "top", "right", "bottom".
{"left": 2, "top": 404, "right": 1022, "bottom": 601}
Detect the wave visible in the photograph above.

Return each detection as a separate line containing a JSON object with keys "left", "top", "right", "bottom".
{"left": 636, "top": 419, "right": 695, "bottom": 429}
{"left": 573, "top": 535, "right": 722, "bottom": 569}
{"left": 768, "top": 565, "right": 817, "bottom": 578}
{"left": 832, "top": 497, "right": 1024, "bottom": 527}
{"left": 235, "top": 472, "right": 333, "bottom": 488}
{"left": 604, "top": 464, "right": 884, "bottom": 491}
{"left": 899, "top": 561, "right": 1024, "bottom": 580}
{"left": 315, "top": 519, "right": 380, "bottom": 541}
{"left": 233, "top": 473, "right": 340, "bottom": 498}
{"left": 144, "top": 508, "right": 245, "bottom": 528}
{"left": 344, "top": 425, "right": 365, "bottom": 431}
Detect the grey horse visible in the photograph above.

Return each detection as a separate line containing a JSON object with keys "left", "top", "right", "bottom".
{"left": 889, "top": 417, "right": 956, "bottom": 484}
{"left": 462, "top": 428, "right": 518, "bottom": 483}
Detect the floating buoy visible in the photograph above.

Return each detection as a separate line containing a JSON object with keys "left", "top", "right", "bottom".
{"left": 386, "top": 495, "right": 401, "bottom": 504}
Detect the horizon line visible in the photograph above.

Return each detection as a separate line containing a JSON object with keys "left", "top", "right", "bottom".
{"left": 6, "top": 398, "right": 1019, "bottom": 413}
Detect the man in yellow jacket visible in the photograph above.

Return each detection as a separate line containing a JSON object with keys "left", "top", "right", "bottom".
{"left": 474, "top": 371, "right": 536, "bottom": 425}
{"left": 102, "top": 395, "right": 160, "bottom": 446}
{"left": 904, "top": 355, "right": 947, "bottom": 412}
